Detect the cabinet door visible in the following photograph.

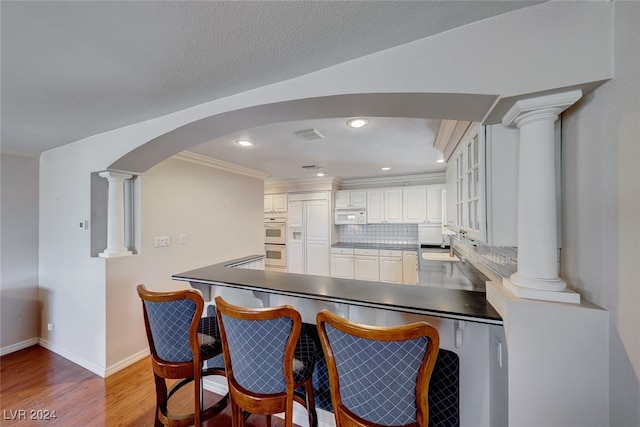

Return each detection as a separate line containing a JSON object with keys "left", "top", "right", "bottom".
{"left": 334, "top": 191, "right": 351, "bottom": 208}
{"left": 354, "top": 256, "right": 379, "bottom": 281}
{"left": 384, "top": 188, "right": 403, "bottom": 223}
{"left": 287, "top": 240, "right": 304, "bottom": 274}
{"left": 264, "top": 195, "right": 273, "bottom": 213}
{"left": 366, "top": 190, "right": 384, "bottom": 223}
{"left": 402, "top": 251, "right": 418, "bottom": 285}
{"left": 306, "top": 200, "right": 329, "bottom": 241}
{"left": 307, "top": 240, "right": 330, "bottom": 276}
{"left": 350, "top": 190, "right": 367, "bottom": 208}
{"left": 426, "top": 185, "right": 445, "bottom": 224}
{"left": 331, "top": 254, "right": 354, "bottom": 279}
{"left": 273, "top": 194, "right": 288, "bottom": 212}
{"left": 288, "top": 202, "right": 303, "bottom": 228}
{"left": 402, "top": 186, "right": 427, "bottom": 223}
{"left": 380, "top": 256, "right": 403, "bottom": 283}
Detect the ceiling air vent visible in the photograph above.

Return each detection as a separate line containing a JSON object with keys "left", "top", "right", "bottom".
{"left": 295, "top": 128, "right": 325, "bottom": 142}
{"left": 301, "top": 165, "right": 321, "bottom": 170}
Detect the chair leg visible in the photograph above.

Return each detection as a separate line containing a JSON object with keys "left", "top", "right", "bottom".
{"left": 305, "top": 378, "right": 318, "bottom": 427}
{"left": 153, "top": 374, "right": 167, "bottom": 427}
{"left": 193, "top": 372, "right": 203, "bottom": 427}
{"left": 231, "top": 401, "right": 244, "bottom": 427}
{"left": 265, "top": 414, "right": 272, "bottom": 427}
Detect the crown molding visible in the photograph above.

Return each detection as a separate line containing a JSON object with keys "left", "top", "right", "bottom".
{"left": 1, "top": 148, "right": 41, "bottom": 159}
{"left": 340, "top": 172, "right": 446, "bottom": 189}
{"left": 265, "top": 177, "right": 341, "bottom": 194}
{"left": 174, "top": 151, "right": 270, "bottom": 180}
{"left": 503, "top": 90, "right": 583, "bottom": 127}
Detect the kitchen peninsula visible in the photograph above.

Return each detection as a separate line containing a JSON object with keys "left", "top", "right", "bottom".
{"left": 172, "top": 255, "right": 501, "bottom": 324}
{"left": 174, "top": 255, "right": 505, "bottom": 427}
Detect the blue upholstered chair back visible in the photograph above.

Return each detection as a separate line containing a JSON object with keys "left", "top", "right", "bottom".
{"left": 218, "top": 313, "right": 293, "bottom": 394}
{"left": 144, "top": 299, "right": 197, "bottom": 363}
{"left": 324, "top": 323, "right": 429, "bottom": 426}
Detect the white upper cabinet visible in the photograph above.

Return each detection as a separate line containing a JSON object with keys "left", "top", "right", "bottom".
{"left": 367, "top": 187, "right": 403, "bottom": 224}
{"left": 366, "top": 189, "right": 384, "bottom": 223}
{"left": 335, "top": 190, "right": 367, "bottom": 208}
{"left": 402, "top": 186, "right": 427, "bottom": 223}
{"left": 426, "top": 184, "right": 446, "bottom": 224}
{"left": 445, "top": 123, "right": 520, "bottom": 245}
{"left": 264, "top": 193, "right": 287, "bottom": 213}
{"left": 383, "top": 188, "right": 403, "bottom": 223}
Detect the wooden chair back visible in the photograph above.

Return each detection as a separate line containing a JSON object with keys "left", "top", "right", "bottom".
{"left": 316, "top": 310, "right": 439, "bottom": 427}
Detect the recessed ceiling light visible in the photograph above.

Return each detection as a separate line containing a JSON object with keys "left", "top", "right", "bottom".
{"left": 381, "top": 167, "right": 391, "bottom": 171}
{"left": 236, "top": 140, "right": 254, "bottom": 147}
{"left": 436, "top": 159, "right": 444, "bottom": 163}
{"left": 316, "top": 172, "right": 325, "bottom": 177}
{"left": 346, "top": 118, "right": 370, "bottom": 129}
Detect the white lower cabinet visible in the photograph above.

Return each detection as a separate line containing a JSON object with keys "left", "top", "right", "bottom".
{"left": 379, "top": 250, "right": 403, "bottom": 283}
{"left": 331, "top": 247, "right": 418, "bottom": 284}
{"left": 354, "top": 249, "right": 380, "bottom": 282}
{"left": 402, "top": 251, "right": 418, "bottom": 285}
{"left": 330, "top": 248, "right": 354, "bottom": 279}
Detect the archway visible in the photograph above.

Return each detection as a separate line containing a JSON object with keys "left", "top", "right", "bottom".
{"left": 108, "top": 92, "right": 498, "bottom": 174}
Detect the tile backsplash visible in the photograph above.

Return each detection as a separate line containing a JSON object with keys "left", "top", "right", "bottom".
{"left": 337, "top": 224, "right": 418, "bottom": 245}
{"left": 454, "top": 237, "right": 518, "bottom": 282}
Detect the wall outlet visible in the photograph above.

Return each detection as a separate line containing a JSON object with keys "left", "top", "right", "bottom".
{"left": 47, "top": 322, "right": 55, "bottom": 332}
{"left": 78, "top": 220, "right": 89, "bottom": 230}
{"left": 179, "top": 234, "right": 188, "bottom": 244}
{"left": 154, "top": 236, "right": 171, "bottom": 247}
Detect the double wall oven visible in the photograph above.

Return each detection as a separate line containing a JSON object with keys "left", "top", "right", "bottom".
{"left": 264, "top": 214, "right": 286, "bottom": 269}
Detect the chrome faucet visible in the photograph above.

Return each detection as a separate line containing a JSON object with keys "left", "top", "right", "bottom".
{"left": 448, "top": 234, "right": 454, "bottom": 257}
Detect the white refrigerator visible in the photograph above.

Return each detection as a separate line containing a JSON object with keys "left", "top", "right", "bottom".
{"left": 287, "top": 194, "right": 330, "bottom": 276}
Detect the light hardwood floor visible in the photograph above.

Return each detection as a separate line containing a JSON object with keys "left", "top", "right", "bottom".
{"left": 0, "top": 345, "right": 290, "bottom": 427}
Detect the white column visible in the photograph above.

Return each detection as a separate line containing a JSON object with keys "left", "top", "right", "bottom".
{"left": 502, "top": 90, "right": 582, "bottom": 304}
{"left": 99, "top": 171, "right": 133, "bottom": 258}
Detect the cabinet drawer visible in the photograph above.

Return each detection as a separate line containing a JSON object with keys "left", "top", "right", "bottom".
{"left": 331, "top": 247, "right": 354, "bottom": 255}
{"left": 354, "top": 248, "right": 379, "bottom": 256}
{"left": 379, "top": 249, "right": 403, "bottom": 257}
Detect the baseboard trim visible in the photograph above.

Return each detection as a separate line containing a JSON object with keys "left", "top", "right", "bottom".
{"left": 203, "top": 376, "right": 228, "bottom": 395}
{"left": 38, "top": 338, "right": 106, "bottom": 378}
{"left": 0, "top": 337, "right": 39, "bottom": 356}
{"left": 105, "top": 348, "right": 149, "bottom": 377}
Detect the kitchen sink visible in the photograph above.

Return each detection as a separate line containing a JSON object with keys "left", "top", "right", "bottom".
{"left": 418, "top": 247, "right": 487, "bottom": 292}
{"left": 421, "top": 251, "right": 460, "bottom": 261}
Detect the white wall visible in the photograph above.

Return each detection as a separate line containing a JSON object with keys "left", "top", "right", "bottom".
{"left": 104, "top": 157, "right": 264, "bottom": 369}
{"left": 561, "top": 2, "right": 640, "bottom": 425}
{"left": 1, "top": 152, "right": 40, "bottom": 353}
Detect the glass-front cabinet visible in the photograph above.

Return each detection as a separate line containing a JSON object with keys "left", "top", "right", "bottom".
{"left": 448, "top": 123, "right": 485, "bottom": 241}
{"left": 445, "top": 122, "right": 520, "bottom": 246}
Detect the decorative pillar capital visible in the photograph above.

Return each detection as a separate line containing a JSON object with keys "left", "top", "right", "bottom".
{"left": 98, "top": 171, "right": 132, "bottom": 182}
{"left": 503, "top": 90, "right": 583, "bottom": 128}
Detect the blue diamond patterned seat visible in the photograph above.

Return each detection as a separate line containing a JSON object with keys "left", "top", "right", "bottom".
{"left": 215, "top": 296, "right": 318, "bottom": 427}
{"left": 316, "top": 310, "right": 440, "bottom": 427}
{"left": 137, "top": 284, "right": 228, "bottom": 427}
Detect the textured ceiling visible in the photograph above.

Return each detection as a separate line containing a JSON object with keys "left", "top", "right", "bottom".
{"left": 1, "top": 1, "right": 539, "bottom": 155}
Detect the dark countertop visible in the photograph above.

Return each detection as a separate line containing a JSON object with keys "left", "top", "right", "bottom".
{"left": 331, "top": 242, "right": 419, "bottom": 251}
{"left": 418, "top": 247, "right": 489, "bottom": 292}
{"left": 173, "top": 255, "right": 502, "bottom": 325}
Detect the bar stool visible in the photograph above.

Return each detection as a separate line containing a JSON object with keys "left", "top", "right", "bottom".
{"left": 316, "top": 310, "right": 440, "bottom": 427}
{"left": 137, "top": 284, "right": 228, "bottom": 427}
{"left": 215, "top": 296, "right": 318, "bottom": 427}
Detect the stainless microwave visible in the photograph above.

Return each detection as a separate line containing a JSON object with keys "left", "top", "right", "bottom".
{"left": 335, "top": 208, "right": 366, "bottom": 225}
